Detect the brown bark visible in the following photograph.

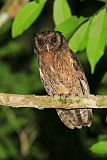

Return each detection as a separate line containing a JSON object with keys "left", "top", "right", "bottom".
{"left": 0, "top": 93, "right": 107, "bottom": 109}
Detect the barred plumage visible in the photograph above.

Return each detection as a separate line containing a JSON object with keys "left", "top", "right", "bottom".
{"left": 34, "top": 31, "right": 92, "bottom": 129}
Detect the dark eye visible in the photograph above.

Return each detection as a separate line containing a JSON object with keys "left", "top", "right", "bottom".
{"left": 50, "top": 36, "right": 57, "bottom": 43}
{"left": 38, "top": 39, "right": 44, "bottom": 45}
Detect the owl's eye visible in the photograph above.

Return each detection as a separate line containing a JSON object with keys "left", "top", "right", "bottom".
{"left": 50, "top": 36, "right": 57, "bottom": 43}
{"left": 38, "top": 39, "right": 44, "bottom": 45}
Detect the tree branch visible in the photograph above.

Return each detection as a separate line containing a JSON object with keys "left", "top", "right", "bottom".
{"left": 0, "top": 93, "right": 107, "bottom": 109}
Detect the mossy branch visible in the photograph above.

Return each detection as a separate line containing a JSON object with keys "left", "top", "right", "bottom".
{"left": 0, "top": 93, "right": 107, "bottom": 109}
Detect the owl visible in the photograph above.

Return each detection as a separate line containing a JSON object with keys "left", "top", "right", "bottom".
{"left": 34, "top": 31, "right": 92, "bottom": 129}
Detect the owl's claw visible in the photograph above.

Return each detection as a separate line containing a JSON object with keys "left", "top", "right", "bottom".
{"left": 52, "top": 94, "right": 55, "bottom": 98}
{"left": 52, "top": 94, "right": 67, "bottom": 102}
{"left": 59, "top": 94, "right": 67, "bottom": 103}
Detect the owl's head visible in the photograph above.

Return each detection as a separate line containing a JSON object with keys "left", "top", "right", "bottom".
{"left": 34, "top": 31, "right": 66, "bottom": 53}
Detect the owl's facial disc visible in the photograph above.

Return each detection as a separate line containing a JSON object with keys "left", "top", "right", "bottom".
{"left": 34, "top": 31, "right": 62, "bottom": 53}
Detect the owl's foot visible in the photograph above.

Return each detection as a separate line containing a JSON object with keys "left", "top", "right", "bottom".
{"left": 59, "top": 94, "right": 68, "bottom": 104}
{"left": 52, "top": 94, "right": 67, "bottom": 103}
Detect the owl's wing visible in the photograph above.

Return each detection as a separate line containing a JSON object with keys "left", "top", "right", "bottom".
{"left": 70, "top": 50, "right": 90, "bottom": 95}
{"left": 57, "top": 50, "right": 92, "bottom": 129}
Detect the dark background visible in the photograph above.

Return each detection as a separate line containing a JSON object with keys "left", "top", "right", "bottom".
{"left": 0, "top": 0, "right": 107, "bottom": 159}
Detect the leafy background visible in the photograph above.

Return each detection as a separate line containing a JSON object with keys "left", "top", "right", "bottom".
{"left": 0, "top": 0, "right": 107, "bottom": 159}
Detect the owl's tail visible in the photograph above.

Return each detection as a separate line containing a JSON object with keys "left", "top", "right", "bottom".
{"left": 56, "top": 109, "right": 92, "bottom": 129}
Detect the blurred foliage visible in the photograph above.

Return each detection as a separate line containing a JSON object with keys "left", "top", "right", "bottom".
{"left": 0, "top": 0, "right": 107, "bottom": 159}
{"left": 11, "top": 0, "right": 107, "bottom": 73}
{"left": 90, "top": 141, "right": 107, "bottom": 156}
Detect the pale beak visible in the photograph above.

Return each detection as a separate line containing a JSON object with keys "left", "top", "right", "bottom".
{"left": 46, "top": 44, "right": 50, "bottom": 52}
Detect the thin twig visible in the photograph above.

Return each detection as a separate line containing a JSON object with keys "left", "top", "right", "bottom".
{"left": 0, "top": 93, "right": 107, "bottom": 109}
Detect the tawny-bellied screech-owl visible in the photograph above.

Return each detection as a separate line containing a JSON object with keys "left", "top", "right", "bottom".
{"left": 34, "top": 31, "right": 92, "bottom": 129}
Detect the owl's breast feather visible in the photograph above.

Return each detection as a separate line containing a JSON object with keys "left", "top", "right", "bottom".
{"left": 40, "top": 52, "right": 53, "bottom": 66}
{"left": 39, "top": 51, "right": 82, "bottom": 96}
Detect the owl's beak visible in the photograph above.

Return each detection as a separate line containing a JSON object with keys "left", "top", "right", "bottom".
{"left": 46, "top": 44, "right": 50, "bottom": 52}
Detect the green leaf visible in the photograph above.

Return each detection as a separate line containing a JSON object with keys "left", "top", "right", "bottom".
{"left": 69, "top": 20, "right": 90, "bottom": 52}
{"left": 86, "top": 8, "right": 106, "bottom": 73}
{"left": 105, "top": 12, "right": 107, "bottom": 46}
{"left": 53, "top": 0, "right": 71, "bottom": 25}
{"left": 12, "top": 0, "right": 46, "bottom": 38}
{"left": 90, "top": 141, "right": 107, "bottom": 155}
{"left": 55, "top": 16, "right": 86, "bottom": 38}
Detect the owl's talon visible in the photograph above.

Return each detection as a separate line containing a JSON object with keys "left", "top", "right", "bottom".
{"left": 60, "top": 94, "right": 62, "bottom": 100}
{"left": 52, "top": 94, "right": 55, "bottom": 99}
{"left": 59, "top": 94, "right": 67, "bottom": 103}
